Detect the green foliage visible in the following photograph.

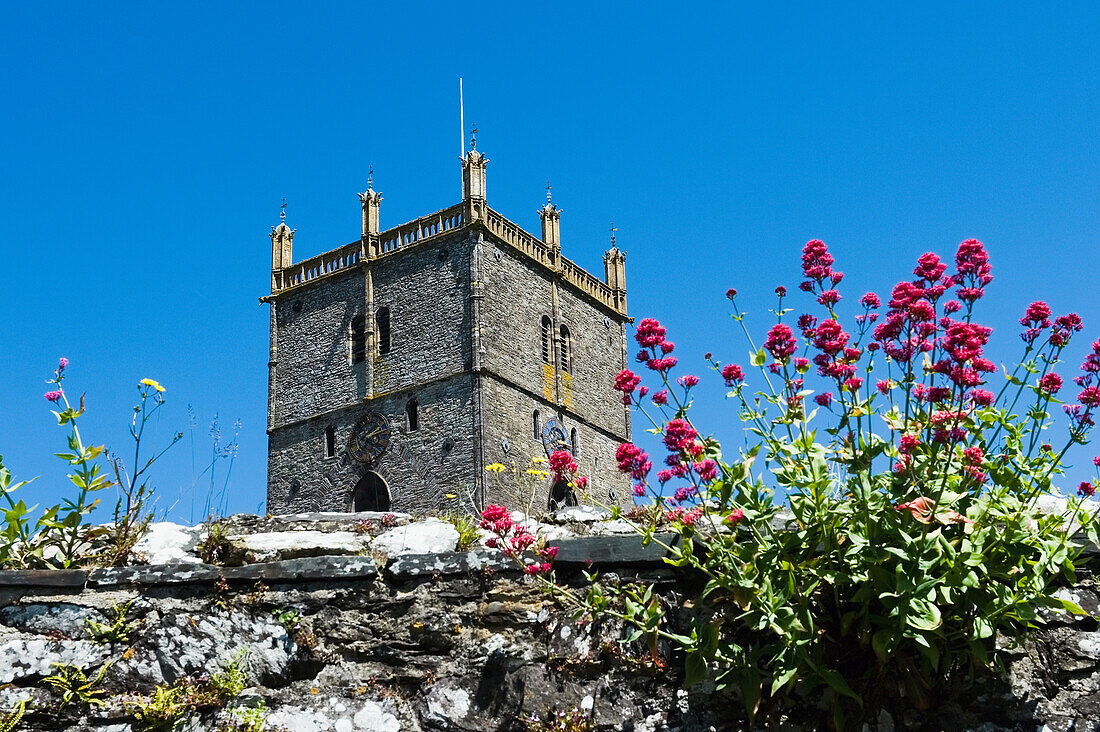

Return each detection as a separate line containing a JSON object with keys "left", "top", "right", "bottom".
{"left": 443, "top": 511, "right": 482, "bottom": 550}
{"left": 41, "top": 661, "right": 113, "bottom": 711}
{"left": 86, "top": 599, "right": 139, "bottom": 644}
{"left": 0, "top": 365, "right": 179, "bottom": 569}
{"left": 272, "top": 608, "right": 317, "bottom": 651}
{"left": 198, "top": 521, "right": 232, "bottom": 565}
{"left": 128, "top": 683, "right": 193, "bottom": 731}
{"left": 127, "top": 650, "right": 248, "bottom": 731}
{"left": 568, "top": 242, "right": 1100, "bottom": 726}
{"left": 219, "top": 700, "right": 286, "bottom": 732}
{"left": 0, "top": 699, "right": 26, "bottom": 732}
{"left": 209, "top": 650, "right": 248, "bottom": 699}
{"left": 523, "top": 706, "right": 595, "bottom": 732}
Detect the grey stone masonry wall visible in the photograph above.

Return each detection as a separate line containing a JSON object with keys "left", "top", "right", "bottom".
{"left": 267, "top": 191, "right": 630, "bottom": 516}
{"left": 370, "top": 232, "right": 472, "bottom": 394}
{"left": 272, "top": 269, "right": 364, "bottom": 426}
{"left": 2, "top": 515, "right": 1099, "bottom": 731}
{"left": 479, "top": 374, "right": 632, "bottom": 511}
{"left": 555, "top": 284, "right": 630, "bottom": 438}
{"left": 267, "top": 376, "right": 477, "bottom": 515}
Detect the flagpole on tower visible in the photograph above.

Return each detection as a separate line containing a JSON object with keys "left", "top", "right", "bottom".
{"left": 459, "top": 77, "right": 465, "bottom": 198}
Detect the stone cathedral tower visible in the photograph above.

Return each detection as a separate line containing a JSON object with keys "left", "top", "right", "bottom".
{"left": 263, "top": 145, "right": 632, "bottom": 515}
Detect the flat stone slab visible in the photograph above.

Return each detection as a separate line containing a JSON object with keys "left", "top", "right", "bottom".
{"left": 551, "top": 533, "right": 678, "bottom": 565}
{"left": 133, "top": 522, "right": 203, "bottom": 565}
{"left": 372, "top": 519, "right": 459, "bottom": 557}
{"left": 387, "top": 549, "right": 513, "bottom": 579}
{"left": 88, "top": 555, "right": 377, "bottom": 587}
{"left": 230, "top": 530, "right": 370, "bottom": 562}
{"left": 0, "top": 569, "right": 87, "bottom": 589}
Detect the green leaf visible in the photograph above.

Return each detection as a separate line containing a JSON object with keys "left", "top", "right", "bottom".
{"left": 907, "top": 599, "right": 942, "bottom": 631}
{"left": 752, "top": 348, "right": 767, "bottom": 367}
{"left": 818, "top": 667, "right": 862, "bottom": 704}
{"left": 684, "top": 650, "right": 708, "bottom": 685}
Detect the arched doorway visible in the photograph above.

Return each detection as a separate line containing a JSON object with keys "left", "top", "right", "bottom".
{"left": 548, "top": 479, "right": 578, "bottom": 512}
{"left": 352, "top": 471, "right": 391, "bottom": 512}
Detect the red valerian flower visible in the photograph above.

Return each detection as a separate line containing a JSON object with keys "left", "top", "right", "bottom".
{"left": 775, "top": 286, "right": 787, "bottom": 297}
{"left": 1038, "top": 373, "right": 1063, "bottom": 395}
{"left": 663, "top": 419, "right": 700, "bottom": 452}
{"left": 616, "top": 443, "right": 652, "bottom": 482}
{"left": 726, "top": 288, "right": 737, "bottom": 299}
{"left": 877, "top": 380, "right": 892, "bottom": 395}
{"left": 677, "top": 375, "right": 700, "bottom": 388}
{"left": 814, "top": 393, "right": 833, "bottom": 407}
{"left": 58, "top": 357, "right": 69, "bottom": 371}
{"left": 860, "top": 292, "right": 881, "bottom": 309}
{"left": 635, "top": 318, "right": 667, "bottom": 347}
{"left": 614, "top": 369, "right": 641, "bottom": 394}
{"left": 1079, "top": 386, "right": 1100, "bottom": 407}
{"left": 721, "top": 363, "right": 744, "bottom": 386}
{"left": 817, "top": 289, "right": 841, "bottom": 307}
{"left": 693, "top": 459, "right": 718, "bottom": 482}
{"left": 969, "top": 389, "right": 995, "bottom": 406}
{"left": 899, "top": 433, "right": 920, "bottom": 454}
{"left": 800, "top": 239, "right": 835, "bottom": 289}
{"left": 1094, "top": 455, "right": 1100, "bottom": 467}
{"left": 1079, "top": 481, "right": 1096, "bottom": 497}
{"left": 652, "top": 389, "right": 668, "bottom": 405}
{"left": 914, "top": 252, "right": 948, "bottom": 282}
{"left": 724, "top": 508, "right": 744, "bottom": 525}
{"left": 44, "top": 390, "right": 63, "bottom": 402}
{"left": 660, "top": 341, "right": 675, "bottom": 354}
{"left": 764, "top": 323, "right": 798, "bottom": 362}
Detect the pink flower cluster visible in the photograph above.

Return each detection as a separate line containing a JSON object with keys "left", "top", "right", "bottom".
{"left": 616, "top": 442, "right": 652, "bottom": 496}
{"left": 799, "top": 239, "right": 843, "bottom": 302}
{"left": 480, "top": 505, "right": 556, "bottom": 575}
{"left": 1067, "top": 338, "right": 1100, "bottom": 432}
{"left": 634, "top": 318, "right": 678, "bottom": 374}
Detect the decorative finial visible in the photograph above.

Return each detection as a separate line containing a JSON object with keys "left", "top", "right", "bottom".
{"left": 609, "top": 222, "right": 618, "bottom": 246}
{"left": 470, "top": 123, "right": 478, "bottom": 151}
{"left": 368, "top": 165, "right": 374, "bottom": 190}
{"left": 280, "top": 197, "right": 287, "bottom": 224}
{"left": 546, "top": 181, "right": 552, "bottom": 204}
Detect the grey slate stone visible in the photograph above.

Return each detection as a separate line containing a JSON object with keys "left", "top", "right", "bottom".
{"left": 387, "top": 549, "right": 513, "bottom": 579}
{"left": 88, "top": 555, "right": 377, "bottom": 588}
{"left": 551, "top": 533, "right": 678, "bottom": 565}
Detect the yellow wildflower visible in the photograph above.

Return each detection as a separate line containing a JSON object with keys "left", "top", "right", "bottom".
{"left": 140, "top": 378, "right": 165, "bottom": 393}
{"left": 485, "top": 463, "right": 506, "bottom": 473}
{"left": 525, "top": 469, "right": 551, "bottom": 479}
{"left": 532, "top": 456, "right": 547, "bottom": 464}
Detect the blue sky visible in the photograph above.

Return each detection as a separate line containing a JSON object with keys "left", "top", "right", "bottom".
{"left": 1, "top": 3, "right": 1098, "bottom": 522}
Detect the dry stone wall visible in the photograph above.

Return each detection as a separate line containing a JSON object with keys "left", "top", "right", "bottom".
{"left": 6, "top": 515, "right": 1098, "bottom": 731}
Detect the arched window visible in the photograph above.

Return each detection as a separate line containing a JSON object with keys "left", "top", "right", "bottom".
{"left": 406, "top": 398, "right": 419, "bottom": 432}
{"left": 533, "top": 410, "right": 541, "bottom": 440}
{"left": 541, "top": 316, "right": 553, "bottom": 364}
{"left": 377, "top": 307, "right": 391, "bottom": 355}
{"left": 559, "top": 325, "right": 573, "bottom": 374}
{"left": 324, "top": 426, "right": 336, "bottom": 458}
{"left": 351, "top": 316, "right": 366, "bottom": 363}
{"left": 570, "top": 428, "right": 578, "bottom": 456}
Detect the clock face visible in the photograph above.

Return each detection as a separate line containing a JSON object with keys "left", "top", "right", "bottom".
{"left": 349, "top": 412, "right": 391, "bottom": 463}
{"left": 541, "top": 418, "right": 570, "bottom": 457}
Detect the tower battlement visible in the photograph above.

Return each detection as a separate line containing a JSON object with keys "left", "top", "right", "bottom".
{"left": 264, "top": 147, "right": 632, "bottom": 516}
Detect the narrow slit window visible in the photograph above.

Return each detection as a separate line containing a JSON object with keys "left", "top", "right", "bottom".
{"left": 406, "top": 398, "right": 419, "bottom": 432}
{"left": 570, "top": 428, "right": 578, "bottom": 456}
{"left": 559, "top": 325, "right": 573, "bottom": 374}
{"left": 533, "top": 410, "right": 541, "bottom": 440}
{"left": 324, "top": 426, "right": 336, "bottom": 458}
{"left": 351, "top": 316, "right": 366, "bottom": 363}
{"left": 377, "top": 307, "right": 391, "bottom": 355}
{"left": 541, "top": 316, "right": 553, "bottom": 364}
